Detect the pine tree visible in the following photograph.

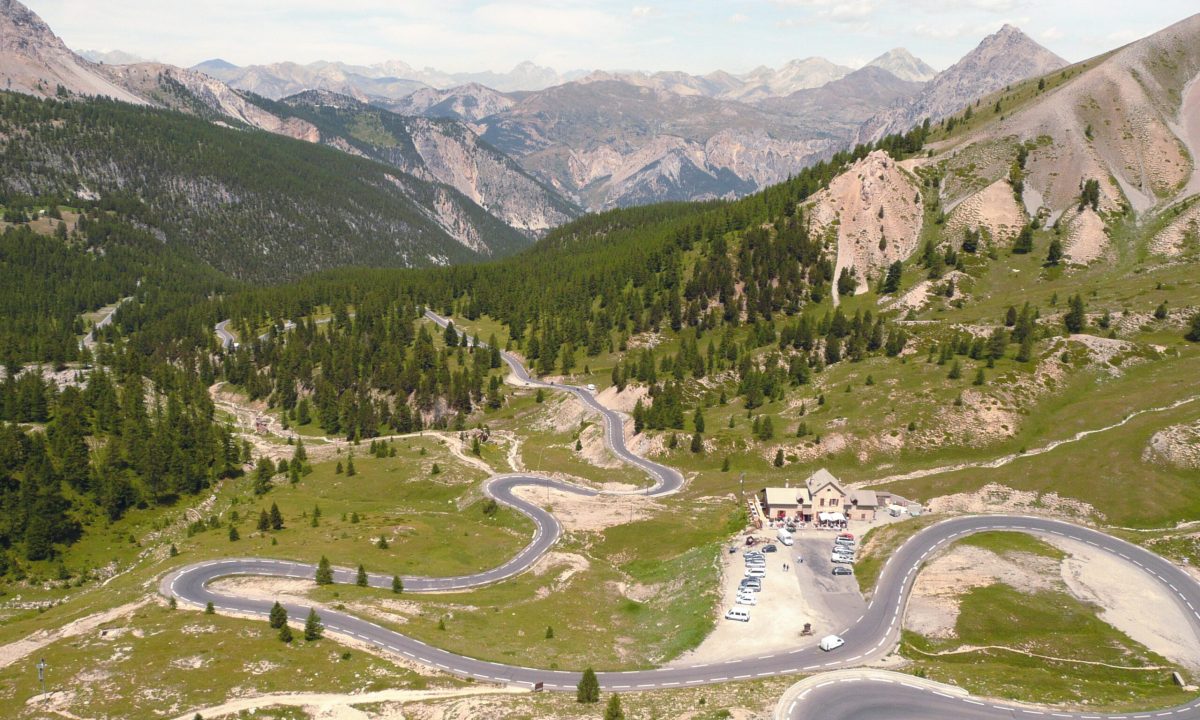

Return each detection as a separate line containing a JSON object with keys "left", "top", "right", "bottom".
{"left": 257, "top": 509, "right": 270, "bottom": 532}
{"left": 721, "top": 456, "right": 731, "bottom": 472}
{"left": 1064, "top": 294, "right": 1086, "bottom": 333}
{"left": 304, "top": 609, "right": 323, "bottom": 641}
{"left": 882, "top": 261, "right": 903, "bottom": 294}
{"left": 947, "top": 360, "right": 962, "bottom": 380}
{"left": 604, "top": 695, "right": 625, "bottom": 720}
{"left": 269, "top": 601, "right": 288, "bottom": 629}
{"left": 774, "top": 449, "right": 784, "bottom": 467}
{"left": 205, "top": 601, "right": 214, "bottom": 614}
{"left": 1012, "top": 224, "right": 1034, "bottom": 254}
{"left": 228, "top": 525, "right": 239, "bottom": 541}
{"left": 392, "top": 575, "right": 403, "bottom": 593}
{"left": 346, "top": 453, "right": 356, "bottom": 476}
{"left": 690, "top": 432, "right": 703, "bottom": 454}
{"left": 315, "top": 556, "right": 333, "bottom": 585}
{"left": 1154, "top": 301, "right": 1169, "bottom": 320}
{"left": 279, "top": 623, "right": 293, "bottom": 643}
{"left": 545, "top": 625, "right": 555, "bottom": 639}
{"left": 1187, "top": 312, "right": 1200, "bottom": 342}
{"left": 692, "top": 406, "right": 705, "bottom": 433}
{"left": 577, "top": 667, "right": 600, "bottom": 703}
{"left": 356, "top": 564, "right": 368, "bottom": 586}
{"left": 1045, "top": 237, "right": 1063, "bottom": 265}
{"left": 269, "top": 503, "right": 284, "bottom": 530}
{"left": 377, "top": 536, "right": 389, "bottom": 549}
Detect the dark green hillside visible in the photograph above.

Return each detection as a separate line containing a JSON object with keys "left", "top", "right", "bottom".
{"left": 0, "top": 92, "right": 521, "bottom": 282}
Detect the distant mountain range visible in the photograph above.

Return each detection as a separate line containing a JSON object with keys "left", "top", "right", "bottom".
{"left": 182, "top": 50, "right": 935, "bottom": 106}
{"left": 0, "top": 0, "right": 1079, "bottom": 276}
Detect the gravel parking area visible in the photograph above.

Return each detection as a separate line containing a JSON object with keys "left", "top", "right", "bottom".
{"left": 669, "top": 531, "right": 866, "bottom": 666}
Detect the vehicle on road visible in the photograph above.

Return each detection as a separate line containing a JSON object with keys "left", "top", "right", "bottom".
{"left": 725, "top": 608, "right": 750, "bottom": 622}
{"left": 586, "top": 383, "right": 597, "bottom": 392}
{"left": 819, "top": 634, "right": 845, "bottom": 651}
{"left": 776, "top": 527, "right": 794, "bottom": 546}
{"left": 832, "top": 566, "right": 853, "bottom": 576}
{"left": 735, "top": 592, "right": 758, "bottom": 606}
{"left": 762, "top": 544, "right": 778, "bottom": 553}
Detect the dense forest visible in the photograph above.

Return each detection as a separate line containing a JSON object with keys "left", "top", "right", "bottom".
{"left": 0, "top": 91, "right": 525, "bottom": 282}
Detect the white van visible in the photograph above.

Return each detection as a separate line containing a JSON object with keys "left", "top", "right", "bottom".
{"left": 819, "top": 635, "right": 845, "bottom": 651}
{"left": 724, "top": 608, "right": 750, "bottom": 622}
{"left": 776, "top": 528, "right": 794, "bottom": 546}
{"left": 745, "top": 567, "right": 766, "bottom": 578}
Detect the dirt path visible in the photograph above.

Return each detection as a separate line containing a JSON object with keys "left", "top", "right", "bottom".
{"left": 0, "top": 597, "right": 151, "bottom": 669}
{"left": 904, "top": 643, "right": 1174, "bottom": 671}
{"left": 855, "top": 394, "right": 1200, "bottom": 490}
{"left": 167, "top": 687, "right": 528, "bottom": 720}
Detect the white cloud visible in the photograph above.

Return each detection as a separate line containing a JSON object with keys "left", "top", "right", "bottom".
{"left": 632, "top": 5, "right": 655, "bottom": 17}
{"left": 730, "top": 12, "right": 750, "bottom": 23}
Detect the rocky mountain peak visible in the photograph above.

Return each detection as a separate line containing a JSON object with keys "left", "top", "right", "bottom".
{"left": 866, "top": 48, "right": 937, "bottom": 83}
{"left": 858, "top": 24, "right": 1066, "bottom": 141}
{"left": 1, "top": 0, "right": 67, "bottom": 56}
{"left": 0, "top": 0, "right": 146, "bottom": 103}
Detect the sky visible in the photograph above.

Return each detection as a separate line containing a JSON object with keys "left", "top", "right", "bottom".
{"left": 28, "top": 0, "right": 1200, "bottom": 75}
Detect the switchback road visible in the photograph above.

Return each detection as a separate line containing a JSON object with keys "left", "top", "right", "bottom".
{"left": 163, "top": 311, "right": 1200, "bottom": 719}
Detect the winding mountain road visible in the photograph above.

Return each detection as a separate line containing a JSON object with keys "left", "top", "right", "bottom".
{"left": 164, "top": 310, "right": 1200, "bottom": 719}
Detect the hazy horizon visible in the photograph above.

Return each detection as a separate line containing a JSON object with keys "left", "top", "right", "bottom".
{"left": 29, "top": 1, "right": 1200, "bottom": 78}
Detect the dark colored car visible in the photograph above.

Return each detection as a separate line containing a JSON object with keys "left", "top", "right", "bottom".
{"left": 832, "top": 566, "right": 853, "bottom": 576}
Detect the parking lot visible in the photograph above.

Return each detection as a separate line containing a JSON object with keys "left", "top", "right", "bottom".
{"left": 669, "top": 529, "right": 867, "bottom": 665}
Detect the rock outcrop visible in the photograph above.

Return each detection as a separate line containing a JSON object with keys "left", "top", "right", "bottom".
{"left": 806, "top": 150, "right": 925, "bottom": 301}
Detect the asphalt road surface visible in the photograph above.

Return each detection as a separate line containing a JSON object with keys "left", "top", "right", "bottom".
{"left": 173, "top": 311, "right": 1200, "bottom": 718}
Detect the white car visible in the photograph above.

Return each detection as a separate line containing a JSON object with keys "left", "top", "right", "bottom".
{"left": 735, "top": 592, "right": 758, "bottom": 606}
{"left": 745, "top": 567, "right": 766, "bottom": 578}
{"left": 831, "top": 553, "right": 854, "bottom": 564}
{"left": 725, "top": 608, "right": 750, "bottom": 622}
{"left": 819, "top": 635, "right": 845, "bottom": 651}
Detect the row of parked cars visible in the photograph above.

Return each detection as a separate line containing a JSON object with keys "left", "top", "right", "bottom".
{"left": 830, "top": 533, "right": 856, "bottom": 576}
{"left": 724, "top": 544, "right": 778, "bottom": 622}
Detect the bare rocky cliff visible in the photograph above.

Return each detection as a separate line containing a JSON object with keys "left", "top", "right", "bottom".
{"left": 0, "top": 0, "right": 145, "bottom": 104}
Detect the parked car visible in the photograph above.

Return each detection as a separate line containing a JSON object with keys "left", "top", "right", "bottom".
{"left": 745, "top": 567, "right": 766, "bottom": 578}
{"left": 830, "top": 554, "right": 853, "bottom": 564}
{"left": 834, "top": 537, "right": 855, "bottom": 548}
{"left": 832, "top": 566, "right": 853, "bottom": 576}
{"left": 725, "top": 608, "right": 750, "bottom": 622}
{"left": 743, "top": 550, "right": 763, "bottom": 559}
{"left": 735, "top": 592, "right": 758, "bottom": 606}
{"left": 745, "top": 556, "right": 766, "bottom": 565}
{"left": 838, "top": 532, "right": 855, "bottom": 541}
{"left": 762, "top": 544, "right": 778, "bottom": 553}
{"left": 739, "top": 577, "right": 762, "bottom": 590}
{"left": 819, "top": 634, "right": 845, "bottom": 651}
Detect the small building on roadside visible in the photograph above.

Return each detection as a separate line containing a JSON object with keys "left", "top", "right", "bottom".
{"left": 759, "top": 468, "right": 878, "bottom": 523}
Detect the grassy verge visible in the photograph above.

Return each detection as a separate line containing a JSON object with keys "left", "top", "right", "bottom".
{"left": 902, "top": 584, "right": 1186, "bottom": 710}
{"left": 853, "top": 515, "right": 942, "bottom": 595}
{"left": 310, "top": 501, "right": 736, "bottom": 671}
{"left": 0, "top": 603, "right": 446, "bottom": 719}
{"left": 958, "top": 531, "right": 1065, "bottom": 560}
